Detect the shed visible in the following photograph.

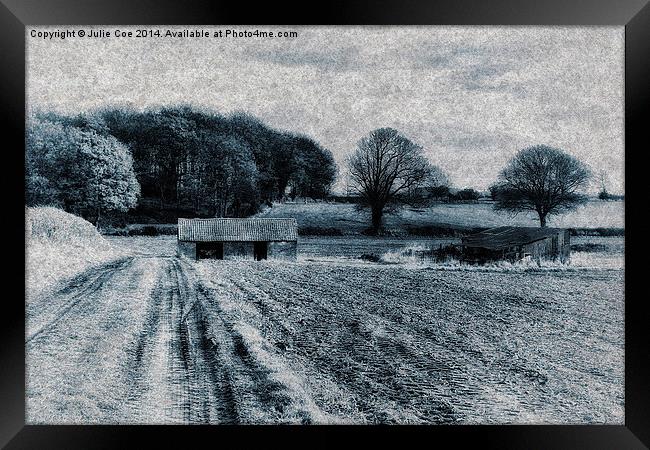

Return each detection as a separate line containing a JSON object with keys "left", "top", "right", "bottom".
{"left": 177, "top": 218, "right": 298, "bottom": 261}
{"left": 461, "top": 226, "right": 570, "bottom": 263}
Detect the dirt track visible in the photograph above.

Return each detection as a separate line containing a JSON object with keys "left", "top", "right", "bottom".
{"left": 26, "top": 256, "right": 251, "bottom": 424}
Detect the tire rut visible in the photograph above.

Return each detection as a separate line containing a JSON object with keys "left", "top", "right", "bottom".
{"left": 193, "top": 279, "right": 306, "bottom": 423}
{"left": 123, "top": 257, "right": 241, "bottom": 424}
{"left": 26, "top": 257, "right": 133, "bottom": 344}
{"left": 222, "top": 264, "right": 468, "bottom": 423}
{"left": 174, "top": 258, "right": 240, "bottom": 423}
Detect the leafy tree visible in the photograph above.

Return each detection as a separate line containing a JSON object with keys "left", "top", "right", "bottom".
{"left": 348, "top": 127, "right": 432, "bottom": 233}
{"left": 491, "top": 145, "right": 590, "bottom": 227}
{"left": 26, "top": 116, "right": 140, "bottom": 228}
{"left": 229, "top": 112, "right": 283, "bottom": 203}
{"left": 288, "top": 135, "right": 337, "bottom": 199}
{"left": 189, "top": 131, "right": 259, "bottom": 217}
{"left": 36, "top": 106, "right": 338, "bottom": 220}
{"left": 26, "top": 118, "right": 67, "bottom": 207}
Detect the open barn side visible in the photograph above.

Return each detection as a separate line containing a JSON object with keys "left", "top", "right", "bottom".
{"left": 177, "top": 218, "right": 298, "bottom": 261}
{"left": 462, "top": 227, "right": 571, "bottom": 263}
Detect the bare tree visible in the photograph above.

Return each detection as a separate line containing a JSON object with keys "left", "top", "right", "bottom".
{"left": 348, "top": 128, "right": 432, "bottom": 233}
{"left": 598, "top": 169, "right": 610, "bottom": 200}
{"left": 491, "top": 145, "right": 591, "bottom": 227}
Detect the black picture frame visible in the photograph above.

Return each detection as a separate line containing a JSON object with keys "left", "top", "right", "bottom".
{"left": 2, "top": 0, "right": 648, "bottom": 447}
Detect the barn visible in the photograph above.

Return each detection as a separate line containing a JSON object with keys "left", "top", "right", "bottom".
{"left": 461, "top": 226, "right": 570, "bottom": 263}
{"left": 177, "top": 218, "right": 298, "bottom": 261}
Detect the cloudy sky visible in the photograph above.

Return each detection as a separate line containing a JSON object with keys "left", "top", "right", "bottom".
{"left": 27, "top": 26, "right": 624, "bottom": 193}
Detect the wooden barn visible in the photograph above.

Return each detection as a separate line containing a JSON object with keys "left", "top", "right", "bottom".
{"left": 461, "top": 226, "right": 570, "bottom": 263}
{"left": 177, "top": 218, "right": 298, "bottom": 261}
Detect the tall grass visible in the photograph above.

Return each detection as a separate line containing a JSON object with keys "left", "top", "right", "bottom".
{"left": 27, "top": 206, "right": 103, "bottom": 244}
{"left": 381, "top": 243, "right": 462, "bottom": 265}
{"left": 380, "top": 243, "right": 622, "bottom": 272}
{"left": 26, "top": 207, "right": 124, "bottom": 299}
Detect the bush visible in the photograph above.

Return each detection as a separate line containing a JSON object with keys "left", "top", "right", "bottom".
{"left": 571, "top": 243, "right": 608, "bottom": 253}
{"left": 430, "top": 244, "right": 464, "bottom": 262}
{"left": 101, "top": 227, "right": 129, "bottom": 236}
{"left": 141, "top": 226, "right": 158, "bottom": 236}
{"left": 406, "top": 225, "right": 487, "bottom": 237}
{"left": 299, "top": 226, "right": 344, "bottom": 236}
{"left": 569, "top": 228, "right": 624, "bottom": 237}
{"left": 428, "top": 185, "right": 451, "bottom": 200}
{"left": 452, "top": 188, "right": 481, "bottom": 202}
{"left": 126, "top": 225, "right": 177, "bottom": 236}
{"left": 360, "top": 253, "right": 381, "bottom": 262}
{"left": 128, "top": 228, "right": 151, "bottom": 236}
{"left": 326, "top": 195, "right": 361, "bottom": 204}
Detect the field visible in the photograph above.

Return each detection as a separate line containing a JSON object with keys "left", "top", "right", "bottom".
{"left": 256, "top": 200, "right": 625, "bottom": 234}
{"left": 40, "top": 236, "right": 624, "bottom": 424}
{"left": 193, "top": 258, "right": 624, "bottom": 423}
{"left": 28, "top": 218, "right": 624, "bottom": 424}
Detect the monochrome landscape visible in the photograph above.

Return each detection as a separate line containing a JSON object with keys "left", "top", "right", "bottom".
{"left": 26, "top": 26, "right": 624, "bottom": 424}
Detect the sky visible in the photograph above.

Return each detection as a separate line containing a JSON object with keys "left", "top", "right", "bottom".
{"left": 27, "top": 26, "right": 624, "bottom": 194}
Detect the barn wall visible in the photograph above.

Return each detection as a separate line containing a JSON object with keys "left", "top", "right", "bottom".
{"left": 223, "top": 242, "right": 254, "bottom": 259}
{"left": 559, "top": 230, "right": 571, "bottom": 262}
{"left": 522, "top": 233, "right": 571, "bottom": 261}
{"left": 177, "top": 241, "right": 197, "bottom": 260}
{"left": 523, "top": 239, "right": 544, "bottom": 259}
{"left": 268, "top": 241, "right": 297, "bottom": 260}
{"left": 523, "top": 239, "right": 550, "bottom": 259}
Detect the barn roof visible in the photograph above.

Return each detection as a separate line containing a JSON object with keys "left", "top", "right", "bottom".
{"left": 461, "top": 226, "right": 565, "bottom": 250}
{"left": 178, "top": 218, "right": 298, "bottom": 242}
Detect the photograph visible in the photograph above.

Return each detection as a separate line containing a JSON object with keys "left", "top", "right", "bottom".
{"left": 25, "top": 25, "right": 625, "bottom": 425}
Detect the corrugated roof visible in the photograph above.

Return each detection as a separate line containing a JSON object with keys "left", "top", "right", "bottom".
{"left": 461, "top": 226, "right": 564, "bottom": 250}
{"left": 178, "top": 218, "right": 298, "bottom": 242}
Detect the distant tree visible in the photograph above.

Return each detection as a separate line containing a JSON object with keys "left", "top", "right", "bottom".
{"left": 428, "top": 185, "right": 450, "bottom": 200}
{"left": 597, "top": 170, "right": 610, "bottom": 201}
{"left": 26, "top": 117, "right": 140, "bottom": 228}
{"left": 491, "top": 145, "right": 591, "bottom": 227}
{"left": 488, "top": 184, "right": 501, "bottom": 201}
{"left": 229, "top": 112, "right": 278, "bottom": 202}
{"left": 347, "top": 128, "right": 432, "bottom": 234}
{"left": 455, "top": 188, "right": 481, "bottom": 202}
{"left": 101, "top": 108, "right": 181, "bottom": 204}
{"left": 422, "top": 166, "right": 450, "bottom": 201}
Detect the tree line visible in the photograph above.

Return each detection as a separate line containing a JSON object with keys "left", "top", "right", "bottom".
{"left": 26, "top": 108, "right": 596, "bottom": 232}
{"left": 347, "top": 128, "right": 592, "bottom": 231}
{"left": 26, "top": 106, "right": 337, "bottom": 226}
